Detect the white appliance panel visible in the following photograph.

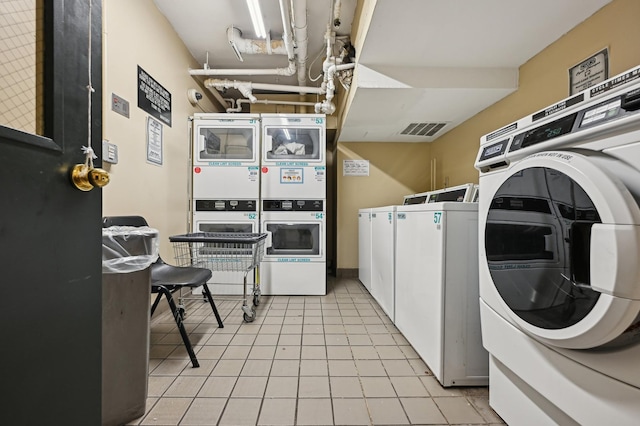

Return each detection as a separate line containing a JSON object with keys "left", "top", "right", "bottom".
{"left": 370, "top": 206, "right": 396, "bottom": 321}
{"left": 395, "top": 206, "right": 444, "bottom": 380}
{"left": 358, "top": 208, "right": 372, "bottom": 292}
{"left": 260, "top": 262, "right": 326, "bottom": 295}
{"left": 260, "top": 166, "right": 326, "bottom": 199}
{"left": 395, "top": 202, "right": 487, "bottom": 386}
{"left": 192, "top": 166, "right": 259, "bottom": 199}
{"left": 482, "top": 301, "right": 640, "bottom": 425}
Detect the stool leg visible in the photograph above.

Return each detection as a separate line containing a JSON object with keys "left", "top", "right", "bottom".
{"left": 150, "top": 292, "right": 163, "bottom": 316}
{"left": 201, "top": 284, "right": 224, "bottom": 328}
{"left": 156, "top": 285, "right": 200, "bottom": 368}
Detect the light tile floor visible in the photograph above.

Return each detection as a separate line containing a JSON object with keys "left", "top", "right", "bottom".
{"left": 129, "top": 276, "right": 506, "bottom": 425}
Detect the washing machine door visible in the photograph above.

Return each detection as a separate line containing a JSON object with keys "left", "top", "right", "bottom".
{"left": 485, "top": 150, "right": 640, "bottom": 349}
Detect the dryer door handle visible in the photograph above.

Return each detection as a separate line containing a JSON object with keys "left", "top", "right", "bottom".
{"left": 590, "top": 223, "right": 640, "bottom": 299}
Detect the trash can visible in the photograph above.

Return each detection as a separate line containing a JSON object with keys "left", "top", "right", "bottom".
{"left": 101, "top": 226, "right": 159, "bottom": 426}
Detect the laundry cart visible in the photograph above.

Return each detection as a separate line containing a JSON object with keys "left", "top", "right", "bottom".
{"left": 170, "top": 232, "right": 267, "bottom": 322}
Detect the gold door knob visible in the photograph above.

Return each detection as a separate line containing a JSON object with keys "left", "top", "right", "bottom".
{"left": 71, "top": 164, "right": 110, "bottom": 191}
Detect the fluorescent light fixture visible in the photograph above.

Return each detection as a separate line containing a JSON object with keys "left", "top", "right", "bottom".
{"left": 283, "top": 129, "right": 291, "bottom": 140}
{"left": 246, "top": 0, "right": 266, "bottom": 39}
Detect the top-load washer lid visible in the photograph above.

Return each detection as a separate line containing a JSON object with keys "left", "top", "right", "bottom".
{"left": 484, "top": 150, "right": 640, "bottom": 349}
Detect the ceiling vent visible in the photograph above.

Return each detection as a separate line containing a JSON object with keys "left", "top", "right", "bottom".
{"left": 400, "top": 122, "right": 448, "bottom": 137}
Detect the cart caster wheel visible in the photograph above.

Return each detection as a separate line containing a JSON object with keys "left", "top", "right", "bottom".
{"left": 253, "top": 295, "right": 260, "bottom": 307}
{"left": 243, "top": 312, "right": 255, "bottom": 323}
{"left": 178, "top": 307, "right": 186, "bottom": 321}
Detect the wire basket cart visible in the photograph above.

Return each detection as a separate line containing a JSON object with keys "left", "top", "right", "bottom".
{"left": 169, "top": 232, "right": 267, "bottom": 322}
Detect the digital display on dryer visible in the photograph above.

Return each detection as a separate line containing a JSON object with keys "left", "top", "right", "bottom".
{"left": 510, "top": 113, "right": 578, "bottom": 152}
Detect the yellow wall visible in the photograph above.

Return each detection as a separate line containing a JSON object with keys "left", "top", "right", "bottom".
{"left": 337, "top": 142, "right": 431, "bottom": 268}
{"left": 431, "top": 0, "right": 640, "bottom": 189}
{"left": 102, "top": 0, "right": 219, "bottom": 258}
{"left": 337, "top": 0, "right": 640, "bottom": 269}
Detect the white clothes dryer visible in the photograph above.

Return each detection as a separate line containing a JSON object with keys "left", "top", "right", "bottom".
{"left": 260, "top": 114, "right": 326, "bottom": 199}
{"left": 191, "top": 113, "right": 260, "bottom": 199}
{"left": 260, "top": 199, "right": 326, "bottom": 295}
{"left": 475, "top": 66, "right": 640, "bottom": 425}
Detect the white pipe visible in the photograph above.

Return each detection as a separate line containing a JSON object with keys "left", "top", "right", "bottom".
{"left": 226, "top": 97, "right": 316, "bottom": 113}
{"left": 332, "top": 0, "right": 342, "bottom": 27}
{"left": 189, "top": 0, "right": 297, "bottom": 78}
{"left": 291, "top": 0, "right": 308, "bottom": 88}
{"left": 189, "top": 61, "right": 296, "bottom": 76}
{"left": 278, "top": 0, "right": 295, "bottom": 60}
{"left": 227, "top": 27, "right": 288, "bottom": 59}
{"left": 202, "top": 82, "right": 232, "bottom": 110}
{"left": 204, "top": 78, "right": 324, "bottom": 95}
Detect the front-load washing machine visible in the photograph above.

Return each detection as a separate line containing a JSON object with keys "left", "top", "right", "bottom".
{"left": 395, "top": 201, "right": 487, "bottom": 387}
{"left": 475, "top": 65, "right": 640, "bottom": 425}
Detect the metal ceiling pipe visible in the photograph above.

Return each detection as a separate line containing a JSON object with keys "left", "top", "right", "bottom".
{"left": 291, "top": 0, "right": 308, "bottom": 88}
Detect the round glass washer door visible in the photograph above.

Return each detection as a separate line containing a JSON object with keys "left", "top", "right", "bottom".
{"left": 485, "top": 150, "right": 640, "bottom": 349}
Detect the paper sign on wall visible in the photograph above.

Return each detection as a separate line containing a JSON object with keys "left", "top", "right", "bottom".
{"left": 343, "top": 159, "right": 369, "bottom": 176}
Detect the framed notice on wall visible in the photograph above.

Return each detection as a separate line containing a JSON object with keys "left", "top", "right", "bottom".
{"left": 138, "top": 66, "right": 172, "bottom": 127}
{"left": 343, "top": 159, "right": 369, "bottom": 176}
{"left": 569, "top": 48, "right": 609, "bottom": 95}
{"left": 146, "top": 117, "right": 163, "bottom": 165}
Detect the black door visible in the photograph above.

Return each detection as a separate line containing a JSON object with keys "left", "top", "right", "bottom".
{"left": 0, "top": 1, "right": 103, "bottom": 424}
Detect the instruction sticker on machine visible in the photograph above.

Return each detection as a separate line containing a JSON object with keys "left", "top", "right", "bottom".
{"left": 280, "top": 168, "right": 303, "bottom": 184}
{"left": 248, "top": 166, "right": 259, "bottom": 182}
{"left": 315, "top": 166, "right": 326, "bottom": 182}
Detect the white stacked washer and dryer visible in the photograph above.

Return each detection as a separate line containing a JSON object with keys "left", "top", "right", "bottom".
{"left": 259, "top": 114, "right": 327, "bottom": 295}
{"left": 475, "top": 66, "right": 640, "bottom": 425}
{"left": 191, "top": 113, "right": 261, "bottom": 295}
{"left": 191, "top": 113, "right": 327, "bottom": 296}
